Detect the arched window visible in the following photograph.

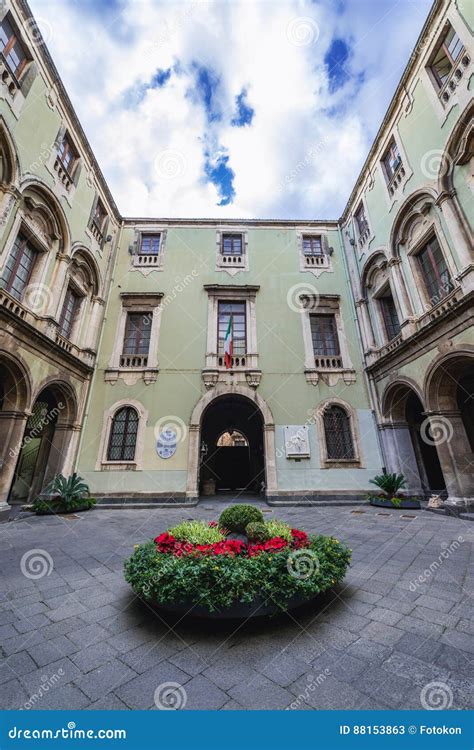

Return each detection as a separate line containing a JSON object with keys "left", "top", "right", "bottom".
{"left": 107, "top": 407, "right": 139, "bottom": 461}
{"left": 323, "top": 405, "right": 355, "bottom": 460}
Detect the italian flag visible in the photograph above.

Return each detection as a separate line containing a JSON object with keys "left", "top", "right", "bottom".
{"left": 224, "top": 315, "right": 233, "bottom": 369}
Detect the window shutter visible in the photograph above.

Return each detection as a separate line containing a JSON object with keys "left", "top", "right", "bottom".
{"left": 88, "top": 194, "right": 98, "bottom": 230}
{"left": 72, "top": 158, "right": 82, "bottom": 186}
{"left": 101, "top": 217, "right": 109, "bottom": 249}
{"left": 54, "top": 125, "right": 66, "bottom": 150}
{"left": 321, "top": 235, "right": 329, "bottom": 256}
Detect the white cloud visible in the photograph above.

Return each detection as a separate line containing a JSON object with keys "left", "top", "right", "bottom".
{"left": 28, "top": 0, "right": 432, "bottom": 219}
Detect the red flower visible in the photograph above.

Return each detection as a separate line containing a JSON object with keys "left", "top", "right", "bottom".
{"left": 291, "top": 529, "right": 308, "bottom": 548}
{"left": 208, "top": 521, "right": 218, "bottom": 528}
{"left": 155, "top": 532, "right": 177, "bottom": 552}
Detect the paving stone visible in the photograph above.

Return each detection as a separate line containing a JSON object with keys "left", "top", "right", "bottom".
{"left": 119, "top": 641, "right": 178, "bottom": 674}
{"left": 415, "top": 594, "right": 455, "bottom": 613}
{"left": 168, "top": 648, "right": 210, "bottom": 677}
{"left": 229, "top": 673, "right": 295, "bottom": 710}
{"left": 394, "top": 632, "right": 442, "bottom": 663}
{"left": 30, "top": 684, "right": 90, "bottom": 710}
{"left": 20, "top": 657, "right": 81, "bottom": 696}
{"left": 75, "top": 659, "right": 137, "bottom": 702}
{"left": 181, "top": 675, "right": 228, "bottom": 710}
{"left": 0, "top": 677, "right": 30, "bottom": 710}
{"left": 89, "top": 694, "right": 130, "bottom": 710}
{"left": 80, "top": 605, "right": 120, "bottom": 624}
{"left": 0, "top": 651, "right": 37, "bottom": 684}
{"left": 47, "top": 601, "right": 88, "bottom": 622}
{"left": 368, "top": 607, "right": 403, "bottom": 626}
{"left": 71, "top": 642, "right": 119, "bottom": 673}
{"left": 397, "top": 615, "right": 443, "bottom": 638}
{"left": 354, "top": 665, "right": 416, "bottom": 707}
{"left": 362, "top": 622, "right": 404, "bottom": 646}
{"left": 202, "top": 660, "right": 258, "bottom": 691}
{"left": 68, "top": 623, "right": 109, "bottom": 649}
{"left": 115, "top": 662, "right": 190, "bottom": 710}
{"left": 456, "top": 618, "right": 474, "bottom": 636}
{"left": 14, "top": 614, "right": 51, "bottom": 634}
{"left": 381, "top": 652, "right": 447, "bottom": 687}
{"left": 2, "top": 631, "right": 44, "bottom": 656}
{"left": 288, "top": 674, "right": 373, "bottom": 710}
{"left": 310, "top": 646, "right": 367, "bottom": 683}
{"left": 440, "top": 630, "right": 474, "bottom": 655}
{"left": 256, "top": 651, "right": 310, "bottom": 687}
{"left": 346, "top": 638, "right": 392, "bottom": 665}
{"left": 27, "top": 636, "right": 78, "bottom": 667}
{"left": 108, "top": 627, "right": 155, "bottom": 654}
{"left": 376, "top": 596, "right": 415, "bottom": 615}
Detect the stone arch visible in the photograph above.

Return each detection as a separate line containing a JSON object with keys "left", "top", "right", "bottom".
{"left": 0, "top": 351, "right": 32, "bottom": 508}
{"left": 0, "top": 116, "right": 20, "bottom": 189}
{"left": 360, "top": 249, "right": 390, "bottom": 297}
{"left": 0, "top": 349, "right": 32, "bottom": 412}
{"left": 389, "top": 187, "right": 439, "bottom": 255}
{"left": 19, "top": 177, "right": 71, "bottom": 252}
{"left": 381, "top": 377, "right": 425, "bottom": 423}
{"left": 187, "top": 384, "right": 276, "bottom": 500}
{"left": 31, "top": 377, "right": 78, "bottom": 427}
{"left": 437, "top": 100, "right": 474, "bottom": 194}
{"left": 424, "top": 347, "right": 474, "bottom": 412}
{"left": 314, "top": 397, "right": 362, "bottom": 467}
{"left": 71, "top": 245, "right": 102, "bottom": 297}
{"left": 96, "top": 398, "right": 148, "bottom": 471}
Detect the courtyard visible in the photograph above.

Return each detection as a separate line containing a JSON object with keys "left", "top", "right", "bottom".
{"left": 0, "top": 501, "right": 472, "bottom": 711}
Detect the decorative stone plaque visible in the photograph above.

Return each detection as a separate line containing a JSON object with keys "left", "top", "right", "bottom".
{"left": 156, "top": 428, "right": 177, "bottom": 459}
{"left": 284, "top": 425, "right": 310, "bottom": 458}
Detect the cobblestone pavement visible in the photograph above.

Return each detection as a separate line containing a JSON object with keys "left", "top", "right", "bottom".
{"left": 0, "top": 501, "right": 472, "bottom": 711}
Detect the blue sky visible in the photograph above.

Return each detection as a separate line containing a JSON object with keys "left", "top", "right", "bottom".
{"left": 29, "top": 0, "right": 433, "bottom": 218}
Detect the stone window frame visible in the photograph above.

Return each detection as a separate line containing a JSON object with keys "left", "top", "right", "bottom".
{"left": 0, "top": 9, "right": 38, "bottom": 119}
{"left": 46, "top": 125, "right": 82, "bottom": 205}
{"left": 0, "top": 209, "right": 56, "bottom": 314}
{"left": 202, "top": 284, "right": 260, "bottom": 388}
{"left": 378, "top": 128, "right": 413, "bottom": 207}
{"left": 352, "top": 195, "right": 373, "bottom": 250}
{"left": 300, "top": 295, "right": 356, "bottom": 386}
{"left": 95, "top": 399, "right": 148, "bottom": 471}
{"left": 404, "top": 219, "right": 459, "bottom": 315}
{"left": 215, "top": 227, "right": 249, "bottom": 275}
{"left": 364, "top": 258, "right": 403, "bottom": 347}
{"left": 314, "top": 398, "right": 363, "bottom": 469}
{"left": 129, "top": 227, "right": 168, "bottom": 275}
{"left": 296, "top": 229, "right": 333, "bottom": 277}
{"left": 85, "top": 193, "right": 109, "bottom": 252}
{"left": 105, "top": 292, "right": 163, "bottom": 385}
{"left": 422, "top": 14, "right": 472, "bottom": 122}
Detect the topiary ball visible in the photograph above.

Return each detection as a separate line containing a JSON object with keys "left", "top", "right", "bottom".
{"left": 246, "top": 521, "right": 270, "bottom": 542}
{"left": 219, "top": 504, "right": 264, "bottom": 534}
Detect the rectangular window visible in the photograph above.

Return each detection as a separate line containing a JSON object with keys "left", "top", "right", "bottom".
{"left": 382, "top": 139, "right": 402, "bottom": 181}
{"left": 430, "top": 25, "right": 464, "bottom": 88}
{"left": 91, "top": 199, "right": 107, "bottom": 233}
{"left": 303, "top": 235, "right": 323, "bottom": 256}
{"left": 221, "top": 233, "right": 243, "bottom": 256}
{"left": 57, "top": 133, "right": 78, "bottom": 176}
{"left": 417, "top": 236, "right": 453, "bottom": 305}
{"left": 354, "top": 204, "right": 369, "bottom": 237}
{"left": 139, "top": 234, "right": 161, "bottom": 255}
{"left": 122, "top": 312, "right": 152, "bottom": 356}
{"left": 379, "top": 292, "right": 400, "bottom": 340}
{"left": 58, "top": 287, "right": 80, "bottom": 339}
{"left": 0, "top": 16, "right": 27, "bottom": 78}
{"left": 218, "top": 301, "right": 246, "bottom": 356}
{"left": 310, "top": 314, "right": 340, "bottom": 357}
{"left": 1, "top": 233, "right": 37, "bottom": 300}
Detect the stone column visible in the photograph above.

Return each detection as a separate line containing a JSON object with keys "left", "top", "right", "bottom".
{"left": 46, "top": 252, "right": 70, "bottom": 318}
{"left": 185, "top": 424, "right": 200, "bottom": 498}
{"left": 83, "top": 296, "right": 105, "bottom": 352}
{"left": 355, "top": 298, "right": 376, "bottom": 350}
{"left": 0, "top": 411, "right": 28, "bottom": 514}
{"left": 379, "top": 423, "right": 423, "bottom": 493}
{"left": 263, "top": 423, "right": 277, "bottom": 495}
{"left": 424, "top": 410, "right": 474, "bottom": 506}
{"left": 436, "top": 191, "right": 473, "bottom": 271}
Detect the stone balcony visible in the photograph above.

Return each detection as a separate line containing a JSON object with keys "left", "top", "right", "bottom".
{"left": 438, "top": 50, "right": 471, "bottom": 107}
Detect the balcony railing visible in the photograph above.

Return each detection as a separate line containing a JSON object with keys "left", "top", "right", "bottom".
{"left": 314, "top": 355, "right": 343, "bottom": 369}
{"left": 439, "top": 51, "right": 470, "bottom": 106}
{"left": 304, "top": 253, "right": 328, "bottom": 269}
{"left": 119, "top": 354, "right": 149, "bottom": 368}
{"left": 134, "top": 253, "right": 161, "bottom": 267}
{"left": 53, "top": 156, "right": 74, "bottom": 191}
{"left": 387, "top": 162, "right": 406, "bottom": 197}
{"left": 217, "top": 354, "right": 247, "bottom": 368}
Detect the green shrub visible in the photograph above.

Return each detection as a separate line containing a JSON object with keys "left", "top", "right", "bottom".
{"left": 168, "top": 520, "right": 224, "bottom": 545}
{"left": 265, "top": 519, "right": 292, "bottom": 542}
{"left": 246, "top": 521, "right": 270, "bottom": 542}
{"left": 124, "top": 534, "right": 351, "bottom": 613}
{"left": 219, "top": 504, "right": 264, "bottom": 533}
{"left": 33, "top": 495, "right": 96, "bottom": 515}
{"left": 369, "top": 472, "right": 406, "bottom": 497}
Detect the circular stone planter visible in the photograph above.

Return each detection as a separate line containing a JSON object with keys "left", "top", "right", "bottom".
{"left": 146, "top": 591, "right": 320, "bottom": 620}
{"left": 369, "top": 497, "right": 420, "bottom": 509}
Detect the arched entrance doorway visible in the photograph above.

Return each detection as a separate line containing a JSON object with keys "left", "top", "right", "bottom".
{"left": 200, "top": 396, "right": 264, "bottom": 495}
{"left": 0, "top": 353, "right": 31, "bottom": 509}
{"left": 381, "top": 381, "right": 445, "bottom": 496}
{"left": 9, "top": 382, "right": 77, "bottom": 504}
{"left": 186, "top": 384, "right": 277, "bottom": 501}
{"left": 425, "top": 353, "right": 474, "bottom": 504}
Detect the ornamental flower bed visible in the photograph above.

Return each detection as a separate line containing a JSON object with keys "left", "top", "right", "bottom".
{"left": 124, "top": 505, "right": 351, "bottom": 617}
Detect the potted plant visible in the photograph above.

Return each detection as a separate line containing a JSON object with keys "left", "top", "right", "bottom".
{"left": 124, "top": 504, "right": 351, "bottom": 619}
{"left": 368, "top": 472, "right": 420, "bottom": 509}
{"left": 33, "top": 473, "right": 96, "bottom": 515}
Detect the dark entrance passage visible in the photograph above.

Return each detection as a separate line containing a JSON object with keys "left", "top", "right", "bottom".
{"left": 199, "top": 395, "right": 264, "bottom": 495}
{"left": 406, "top": 391, "right": 446, "bottom": 493}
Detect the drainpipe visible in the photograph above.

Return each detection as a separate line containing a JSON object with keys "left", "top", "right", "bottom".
{"left": 337, "top": 222, "right": 386, "bottom": 470}
{"left": 73, "top": 220, "right": 124, "bottom": 471}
